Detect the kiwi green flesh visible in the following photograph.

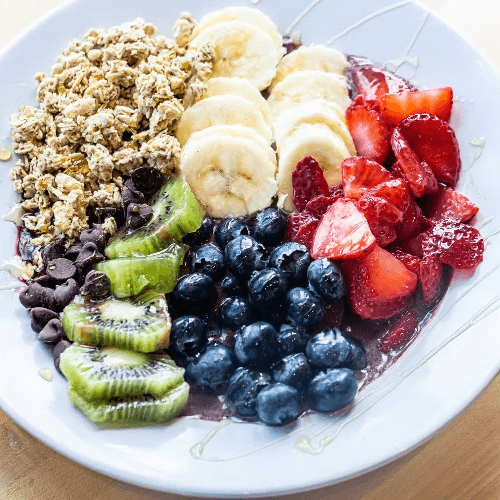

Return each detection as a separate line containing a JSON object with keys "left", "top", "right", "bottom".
{"left": 105, "top": 177, "right": 204, "bottom": 259}
{"left": 67, "top": 382, "right": 189, "bottom": 427}
{"left": 61, "top": 295, "right": 171, "bottom": 353}
{"left": 94, "top": 243, "right": 186, "bottom": 299}
{"left": 60, "top": 344, "right": 184, "bottom": 401}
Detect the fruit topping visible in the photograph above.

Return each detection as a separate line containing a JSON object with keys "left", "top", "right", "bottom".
{"left": 306, "top": 328, "right": 351, "bottom": 369}
{"left": 307, "top": 368, "right": 358, "bottom": 412}
{"left": 252, "top": 208, "right": 288, "bottom": 247}
{"left": 291, "top": 156, "right": 330, "bottom": 212}
{"left": 256, "top": 383, "right": 302, "bottom": 426}
{"left": 268, "top": 242, "right": 312, "bottom": 287}
{"left": 190, "top": 245, "right": 226, "bottom": 280}
{"left": 311, "top": 198, "right": 376, "bottom": 260}
{"left": 424, "top": 185, "right": 479, "bottom": 223}
{"left": 286, "top": 212, "right": 320, "bottom": 248}
{"left": 234, "top": 322, "right": 279, "bottom": 369}
{"left": 306, "top": 258, "right": 345, "bottom": 303}
{"left": 419, "top": 254, "right": 443, "bottom": 303}
{"left": 172, "top": 272, "right": 217, "bottom": 316}
{"left": 341, "top": 156, "right": 393, "bottom": 200}
{"left": 378, "top": 310, "right": 418, "bottom": 353}
{"left": 224, "top": 235, "right": 268, "bottom": 281}
{"left": 285, "top": 287, "right": 324, "bottom": 330}
{"left": 227, "top": 367, "right": 271, "bottom": 417}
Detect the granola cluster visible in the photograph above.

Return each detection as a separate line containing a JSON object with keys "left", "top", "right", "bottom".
{"left": 10, "top": 14, "right": 214, "bottom": 250}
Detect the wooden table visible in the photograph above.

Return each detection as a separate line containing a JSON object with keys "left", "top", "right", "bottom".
{"left": 1, "top": 1, "right": 499, "bottom": 498}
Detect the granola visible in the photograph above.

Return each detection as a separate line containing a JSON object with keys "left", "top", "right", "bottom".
{"left": 10, "top": 14, "right": 214, "bottom": 252}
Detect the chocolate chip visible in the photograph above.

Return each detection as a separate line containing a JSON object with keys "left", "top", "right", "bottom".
{"left": 33, "top": 274, "right": 55, "bottom": 288}
{"left": 74, "top": 242, "right": 105, "bottom": 268}
{"left": 38, "top": 318, "right": 63, "bottom": 344}
{"left": 54, "top": 278, "right": 80, "bottom": 310}
{"left": 46, "top": 258, "right": 77, "bottom": 282}
{"left": 80, "top": 270, "right": 111, "bottom": 301}
{"left": 95, "top": 207, "right": 124, "bottom": 226}
{"left": 64, "top": 243, "right": 83, "bottom": 261}
{"left": 131, "top": 167, "right": 165, "bottom": 196}
{"left": 19, "top": 283, "right": 44, "bottom": 309}
{"left": 42, "top": 241, "right": 64, "bottom": 265}
{"left": 80, "top": 224, "right": 105, "bottom": 251}
{"left": 30, "top": 307, "right": 59, "bottom": 333}
{"left": 53, "top": 339, "right": 72, "bottom": 372}
{"left": 121, "top": 178, "right": 145, "bottom": 208}
{"left": 126, "top": 203, "right": 153, "bottom": 229}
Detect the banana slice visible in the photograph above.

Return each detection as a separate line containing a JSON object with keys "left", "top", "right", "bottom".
{"left": 270, "top": 45, "right": 348, "bottom": 91}
{"left": 274, "top": 99, "right": 355, "bottom": 156}
{"left": 179, "top": 129, "right": 278, "bottom": 218}
{"left": 192, "top": 6, "right": 284, "bottom": 54}
{"left": 204, "top": 77, "right": 272, "bottom": 126}
{"left": 277, "top": 123, "right": 351, "bottom": 212}
{"left": 191, "top": 20, "right": 283, "bottom": 91}
{"left": 175, "top": 94, "right": 272, "bottom": 146}
{"left": 268, "top": 70, "right": 351, "bottom": 119}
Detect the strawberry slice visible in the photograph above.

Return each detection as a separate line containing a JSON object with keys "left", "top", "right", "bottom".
{"left": 292, "top": 156, "right": 330, "bottom": 212}
{"left": 391, "top": 127, "right": 438, "bottom": 197}
{"left": 342, "top": 245, "right": 418, "bottom": 320}
{"left": 287, "top": 212, "right": 319, "bottom": 249}
{"left": 424, "top": 185, "right": 479, "bottom": 223}
{"left": 304, "top": 195, "right": 337, "bottom": 218}
{"left": 380, "top": 87, "right": 453, "bottom": 126}
{"left": 311, "top": 198, "right": 376, "bottom": 260}
{"left": 345, "top": 97, "right": 391, "bottom": 164}
{"left": 358, "top": 194, "right": 403, "bottom": 225}
{"left": 365, "top": 178, "right": 411, "bottom": 215}
{"left": 398, "top": 114, "right": 461, "bottom": 187}
{"left": 362, "top": 215, "right": 397, "bottom": 247}
{"left": 379, "top": 310, "right": 418, "bottom": 353}
{"left": 420, "top": 218, "right": 484, "bottom": 270}
{"left": 329, "top": 183, "right": 344, "bottom": 198}
{"left": 341, "top": 156, "right": 393, "bottom": 200}
{"left": 419, "top": 254, "right": 443, "bottom": 303}
{"left": 388, "top": 247, "right": 421, "bottom": 276}
{"left": 394, "top": 198, "right": 429, "bottom": 242}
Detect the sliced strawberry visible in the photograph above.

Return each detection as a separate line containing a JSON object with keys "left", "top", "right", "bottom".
{"left": 292, "top": 156, "right": 330, "bottom": 212}
{"left": 388, "top": 247, "right": 421, "bottom": 276}
{"left": 345, "top": 98, "right": 391, "bottom": 164}
{"left": 363, "top": 216, "right": 397, "bottom": 247}
{"left": 380, "top": 87, "right": 453, "bottom": 126}
{"left": 394, "top": 198, "right": 429, "bottom": 242}
{"left": 287, "top": 212, "right": 319, "bottom": 248}
{"left": 424, "top": 185, "right": 479, "bottom": 223}
{"left": 419, "top": 254, "right": 443, "bottom": 303}
{"left": 311, "top": 198, "right": 376, "bottom": 260}
{"left": 391, "top": 127, "right": 438, "bottom": 197}
{"left": 341, "top": 156, "right": 393, "bottom": 200}
{"left": 420, "top": 218, "right": 484, "bottom": 270}
{"left": 398, "top": 113, "right": 461, "bottom": 187}
{"left": 379, "top": 310, "right": 418, "bottom": 353}
{"left": 358, "top": 194, "right": 403, "bottom": 224}
{"left": 304, "top": 195, "right": 336, "bottom": 218}
{"left": 365, "top": 178, "right": 411, "bottom": 215}
{"left": 342, "top": 245, "right": 418, "bottom": 320}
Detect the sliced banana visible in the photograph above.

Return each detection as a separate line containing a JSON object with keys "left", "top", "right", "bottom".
{"left": 192, "top": 6, "right": 284, "bottom": 54}
{"left": 274, "top": 99, "right": 355, "bottom": 156}
{"left": 277, "top": 123, "right": 351, "bottom": 212}
{"left": 204, "top": 77, "right": 272, "bottom": 126}
{"left": 175, "top": 94, "right": 272, "bottom": 146}
{"left": 191, "top": 20, "right": 283, "bottom": 91}
{"left": 268, "top": 70, "right": 350, "bottom": 120}
{"left": 179, "top": 130, "right": 278, "bottom": 218}
{"left": 270, "top": 45, "right": 348, "bottom": 91}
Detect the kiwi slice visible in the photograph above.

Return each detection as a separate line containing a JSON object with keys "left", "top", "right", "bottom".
{"left": 61, "top": 293, "right": 171, "bottom": 352}
{"left": 105, "top": 177, "right": 204, "bottom": 259}
{"left": 59, "top": 343, "right": 184, "bottom": 401}
{"left": 67, "top": 382, "right": 189, "bottom": 427}
{"left": 94, "top": 243, "right": 185, "bottom": 298}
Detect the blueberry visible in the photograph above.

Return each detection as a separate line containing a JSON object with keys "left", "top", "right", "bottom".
{"left": 247, "top": 268, "right": 287, "bottom": 307}
{"left": 307, "top": 258, "right": 345, "bottom": 303}
{"left": 190, "top": 245, "right": 225, "bottom": 280}
{"left": 172, "top": 273, "right": 216, "bottom": 314}
{"left": 252, "top": 208, "right": 287, "bottom": 247}
{"left": 214, "top": 218, "right": 250, "bottom": 249}
{"left": 344, "top": 337, "right": 367, "bottom": 370}
{"left": 276, "top": 324, "right": 309, "bottom": 356}
{"left": 206, "top": 324, "right": 236, "bottom": 349}
{"left": 234, "top": 321, "right": 279, "bottom": 368}
{"left": 219, "top": 297, "right": 254, "bottom": 331}
{"left": 224, "top": 235, "right": 267, "bottom": 281}
{"left": 220, "top": 275, "right": 246, "bottom": 296}
{"left": 183, "top": 216, "right": 214, "bottom": 246}
{"left": 286, "top": 287, "right": 324, "bottom": 331}
{"left": 256, "top": 383, "right": 302, "bottom": 425}
{"left": 307, "top": 368, "right": 358, "bottom": 412}
{"left": 227, "top": 367, "right": 271, "bottom": 417}
{"left": 272, "top": 353, "right": 312, "bottom": 392}
{"left": 185, "top": 343, "right": 235, "bottom": 391}
{"left": 306, "top": 327, "right": 351, "bottom": 369}
{"left": 258, "top": 302, "right": 287, "bottom": 328}
{"left": 170, "top": 315, "right": 207, "bottom": 360}
{"left": 268, "top": 242, "right": 312, "bottom": 287}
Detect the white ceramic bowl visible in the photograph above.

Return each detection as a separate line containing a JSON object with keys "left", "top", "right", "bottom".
{"left": 0, "top": 0, "right": 499, "bottom": 497}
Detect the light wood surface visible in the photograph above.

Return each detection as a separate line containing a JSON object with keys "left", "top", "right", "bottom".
{"left": 0, "top": 1, "right": 499, "bottom": 498}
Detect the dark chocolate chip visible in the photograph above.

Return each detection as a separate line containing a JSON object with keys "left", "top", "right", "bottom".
{"left": 33, "top": 274, "right": 55, "bottom": 288}
{"left": 126, "top": 203, "right": 153, "bottom": 229}
{"left": 74, "top": 242, "right": 105, "bottom": 268}
{"left": 131, "top": 167, "right": 165, "bottom": 196}
{"left": 42, "top": 241, "right": 64, "bottom": 264}
{"left": 38, "top": 318, "right": 63, "bottom": 344}
{"left": 53, "top": 339, "right": 72, "bottom": 372}
{"left": 54, "top": 278, "right": 80, "bottom": 310}
{"left": 19, "top": 283, "right": 45, "bottom": 309}
{"left": 121, "top": 178, "right": 145, "bottom": 208}
{"left": 46, "top": 258, "right": 77, "bottom": 282}
{"left": 95, "top": 207, "right": 124, "bottom": 226}
{"left": 30, "top": 307, "right": 59, "bottom": 333}
{"left": 80, "top": 224, "right": 105, "bottom": 251}
{"left": 64, "top": 243, "right": 83, "bottom": 261}
{"left": 80, "top": 270, "right": 111, "bottom": 301}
